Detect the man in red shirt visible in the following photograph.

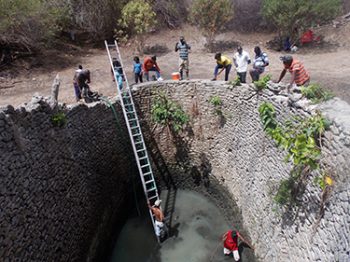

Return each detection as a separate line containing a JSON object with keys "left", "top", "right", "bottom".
{"left": 222, "top": 230, "right": 254, "bottom": 261}
{"left": 143, "top": 55, "right": 162, "bottom": 81}
{"left": 277, "top": 55, "right": 310, "bottom": 93}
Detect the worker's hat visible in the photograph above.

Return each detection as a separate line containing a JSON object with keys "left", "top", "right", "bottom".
{"left": 154, "top": 199, "right": 162, "bottom": 207}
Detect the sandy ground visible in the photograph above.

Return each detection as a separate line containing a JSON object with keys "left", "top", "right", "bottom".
{"left": 1, "top": 24, "right": 350, "bottom": 107}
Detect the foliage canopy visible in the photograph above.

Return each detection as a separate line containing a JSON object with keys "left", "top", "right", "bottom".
{"left": 190, "top": 0, "right": 234, "bottom": 49}
{"left": 262, "top": 0, "right": 341, "bottom": 42}
{"left": 118, "top": 0, "right": 156, "bottom": 53}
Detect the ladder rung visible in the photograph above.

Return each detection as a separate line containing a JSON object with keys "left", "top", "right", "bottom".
{"left": 136, "top": 148, "right": 145, "bottom": 153}
{"left": 124, "top": 103, "right": 134, "bottom": 107}
{"left": 128, "top": 118, "right": 137, "bottom": 122}
{"left": 148, "top": 195, "right": 158, "bottom": 200}
{"left": 139, "top": 156, "right": 148, "bottom": 161}
{"left": 141, "top": 164, "right": 150, "bottom": 169}
{"left": 145, "top": 180, "right": 154, "bottom": 185}
{"left": 131, "top": 125, "right": 139, "bottom": 130}
{"left": 143, "top": 171, "right": 152, "bottom": 176}
{"left": 147, "top": 187, "right": 157, "bottom": 193}
{"left": 133, "top": 133, "right": 141, "bottom": 138}
{"left": 135, "top": 141, "right": 143, "bottom": 145}
{"left": 107, "top": 44, "right": 115, "bottom": 48}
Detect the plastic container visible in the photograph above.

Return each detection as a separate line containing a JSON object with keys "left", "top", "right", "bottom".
{"left": 171, "top": 72, "right": 180, "bottom": 81}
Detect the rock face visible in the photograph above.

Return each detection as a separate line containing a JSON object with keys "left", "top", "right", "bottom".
{"left": 132, "top": 80, "right": 350, "bottom": 262}
{"left": 0, "top": 98, "right": 136, "bottom": 261}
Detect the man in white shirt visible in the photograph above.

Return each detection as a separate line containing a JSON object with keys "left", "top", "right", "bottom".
{"left": 233, "top": 46, "right": 251, "bottom": 83}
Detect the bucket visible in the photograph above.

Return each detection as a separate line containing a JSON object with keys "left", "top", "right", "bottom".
{"left": 172, "top": 72, "right": 180, "bottom": 81}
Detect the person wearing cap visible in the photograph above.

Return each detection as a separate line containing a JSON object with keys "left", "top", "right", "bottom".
{"left": 143, "top": 55, "right": 162, "bottom": 81}
{"left": 212, "top": 53, "right": 232, "bottom": 81}
{"left": 277, "top": 55, "right": 310, "bottom": 92}
{"left": 148, "top": 199, "right": 168, "bottom": 239}
{"left": 175, "top": 36, "right": 191, "bottom": 80}
{"left": 233, "top": 46, "right": 251, "bottom": 83}
{"left": 222, "top": 230, "right": 254, "bottom": 261}
{"left": 249, "top": 46, "right": 269, "bottom": 82}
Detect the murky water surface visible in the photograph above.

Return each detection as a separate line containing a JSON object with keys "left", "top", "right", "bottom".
{"left": 110, "top": 190, "right": 255, "bottom": 262}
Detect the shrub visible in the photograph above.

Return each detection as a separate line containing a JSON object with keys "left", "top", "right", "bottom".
{"left": 118, "top": 0, "right": 156, "bottom": 53}
{"left": 254, "top": 75, "right": 271, "bottom": 91}
{"left": 209, "top": 95, "right": 223, "bottom": 115}
{"left": 259, "top": 103, "right": 330, "bottom": 205}
{"left": 228, "top": 76, "right": 241, "bottom": 88}
{"left": 51, "top": 112, "right": 67, "bottom": 127}
{"left": 301, "top": 84, "right": 334, "bottom": 104}
{"left": 151, "top": 93, "right": 189, "bottom": 133}
{"left": 190, "top": 0, "right": 234, "bottom": 50}
{"left": 0, "top": 0, "right": 69, "bottom": 51}
{"left": 262, "top": 0, "right": 341, "bottom": 43}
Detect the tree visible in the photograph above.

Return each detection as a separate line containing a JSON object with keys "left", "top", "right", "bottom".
{"left": 0, "top": 0, "right": 69, "bottom": 52}
{"left": 190, "top": 0, "right": 234, "bottom": 50}
{"left": 262, "top": 0, "right": 341, "bottom": 44}
{"left": 118, "top": 0, "right": 156, "bottom": 53}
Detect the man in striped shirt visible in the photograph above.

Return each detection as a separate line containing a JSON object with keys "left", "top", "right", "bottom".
{"left": 175, "top": 36, "right": 191, "bottom": 80}
{"left": 277, "top": 55, "right": 310, "bottom": 93}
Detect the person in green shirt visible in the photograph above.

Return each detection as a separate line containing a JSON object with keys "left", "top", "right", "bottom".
{"left": 212, "top": 53, "right": 233, "bottom": 81}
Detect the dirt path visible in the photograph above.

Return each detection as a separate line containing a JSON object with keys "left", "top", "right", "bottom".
{"left": 1, "top": 25, "right": 350, "bottom": 107}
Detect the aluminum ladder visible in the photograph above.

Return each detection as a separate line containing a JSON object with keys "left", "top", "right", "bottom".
{"left": 104, "top": 40, "right": 160, "bottom": 240}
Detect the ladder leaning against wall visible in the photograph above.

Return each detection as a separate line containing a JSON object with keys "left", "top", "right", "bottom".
{"left": 104, "top": 40, "right": 160, "bottom": 240}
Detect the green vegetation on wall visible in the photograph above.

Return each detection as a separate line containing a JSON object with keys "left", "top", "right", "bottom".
{"left": 259, "top": 102, "right": 331, "bottom": 205}
{"left": 151, "top": 92, "right": 189, "bottom": 133}
{"left": 209, "top": 95, "right": 223, "bottom": 116}
{"left": 254, "top": 75, "right": 271, "bottom": 91}
{"left": 301, "top": 84, "right": 334, "bottom": 104}
{"left": 51, "top": 112, "right": 67, "bottom": 127}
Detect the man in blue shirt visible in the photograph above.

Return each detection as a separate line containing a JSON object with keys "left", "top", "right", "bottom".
{"left": 249, "top": 46, "right": 269, "bottom": 82}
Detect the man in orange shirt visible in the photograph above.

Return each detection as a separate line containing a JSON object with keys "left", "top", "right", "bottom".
{"left": 143, "top": 55, "right": 162, "bottom": 81}
{"left": 277, "top": 55, "right": 310, "bottom": 92}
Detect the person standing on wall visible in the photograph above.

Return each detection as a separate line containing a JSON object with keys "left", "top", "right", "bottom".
{"left": 212, "top": 53, "right": 232, "bottom": 81}
{"left": 143, "top": 55, "right": 162, "bottom": 81}
{"left": 222, "top": 229, "right": 254, "bottom": 261}
{"left": 148, "top": 199, "right": 168, "bottom": 241}
{"left": 249, "top": 46, "right": 269, "bottom": 82}
{"left": 233, "top": 46, "right": 251, "bottom": 83}
{"left": 133, "top": 56, "right": 143, "bottom": 84}
{"left": 276, "top": 55, "right": 310, "bottom": 93}
{"left": 73, "top": 65, "right": 83, "bottom": 102}
{"left": 175, "top": 36, "right": 191, "bottom": 80}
